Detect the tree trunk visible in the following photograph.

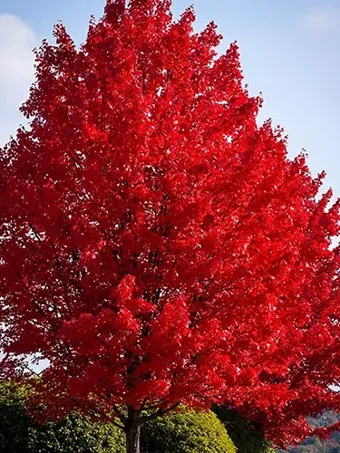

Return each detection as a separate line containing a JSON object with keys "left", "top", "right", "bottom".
{"left": 125, "top": 408, "right": 141, "bottom": 453}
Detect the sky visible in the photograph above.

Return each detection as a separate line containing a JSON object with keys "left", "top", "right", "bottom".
{"left": 0, "top": 0, "right": 339, "bottom": 197}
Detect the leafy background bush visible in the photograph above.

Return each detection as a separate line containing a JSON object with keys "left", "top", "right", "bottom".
{"left": 28, "top": 413, "right": 126, "bottom": 453}
{"left": 213, "top": 405, "right": 275, "bottom": 453}
{"left": 0, "top": 382, "right": 125, "bottom": 453}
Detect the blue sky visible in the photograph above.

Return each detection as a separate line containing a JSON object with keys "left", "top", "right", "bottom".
{"left": 0, "top": 0, "right": 339, "bottom": 197}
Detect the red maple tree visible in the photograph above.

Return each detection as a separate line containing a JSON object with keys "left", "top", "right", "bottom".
{"left": 1, "top": 1, "right": 339, "bottom": 451}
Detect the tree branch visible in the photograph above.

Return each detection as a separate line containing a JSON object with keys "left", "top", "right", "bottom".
{"left": 140, "top": 402, "right": 180, "bottom": 423}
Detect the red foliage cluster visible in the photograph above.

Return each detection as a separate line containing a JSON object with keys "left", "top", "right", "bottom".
{"left": 0, "top": 0, "right": 339, "bottom": 447}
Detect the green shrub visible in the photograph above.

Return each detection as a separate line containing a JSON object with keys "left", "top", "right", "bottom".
{"left": 28, "top": 412, "right": 126, "bottom": 453}
{"left": 0, "top": 382, "right": 125, "bottom": 453}
{"left": 141, "top": 407, "right": 236, "bottom": 453}
{"left": 213, "top": 405, "right": 275, "bottom": 453}
{"left": 0, "top": 382, "right": 32, "bottom": 452}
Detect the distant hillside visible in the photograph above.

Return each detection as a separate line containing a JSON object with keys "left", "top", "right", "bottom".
{"left": 277, "top": 412, "right": 340, "bottom": 453}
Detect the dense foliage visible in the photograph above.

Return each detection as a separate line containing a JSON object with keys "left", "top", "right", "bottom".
{"left": 0, "top": 383, "right": 238, "bottom": 452}
{"left": 141, "top": 408, "right": 236, "bottom": 453}
{"left": 1, "top": 0, "right": 339, "bottom": 451}
{"left": 28, "top": 414, "right": 126, "bottom": 453}
{"left": 3, "top": 381, "right": 337, "bottom": 453}
{"left": 213, "top": 405, "right": 274, "bottom": 453}
{"left": 0, "top": 382, "right": 32, "bottom": 452}
{"left": 0, "top": 382, "right": 125, "bottom": 452}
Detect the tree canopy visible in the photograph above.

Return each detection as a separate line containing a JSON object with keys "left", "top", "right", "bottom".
{"left": 0, "top": 0, "right": 339, "bottom": 451}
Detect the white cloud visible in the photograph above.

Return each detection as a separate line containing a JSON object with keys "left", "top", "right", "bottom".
{"left": 0, "top": 14, "right": 38, "bottom": 146}
{"left": 302, "top": 5, "right": 340, "bottom": 33}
